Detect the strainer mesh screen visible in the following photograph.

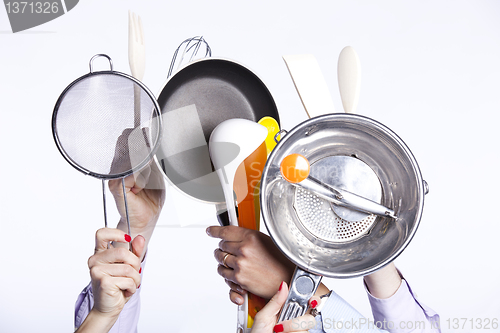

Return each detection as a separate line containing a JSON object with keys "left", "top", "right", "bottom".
{"left": 54, "top": 74, "right": 160, "bottom": 177}
{"left": 294, "top": 188, "right": 376, "bottom": 243}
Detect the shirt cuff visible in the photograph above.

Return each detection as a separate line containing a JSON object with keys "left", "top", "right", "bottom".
{"left": 365, "top": 275, "right": 440, "bottom": 333}
{"left": 309, "top": 291, "right": 387, "bottom": 333}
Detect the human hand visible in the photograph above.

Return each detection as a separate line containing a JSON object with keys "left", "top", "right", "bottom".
{"left": 109, "top": 161, "right": 165, "bottom": 259}
{"left": 88, "top": 228, "right": 143, "bottom": 319}
{"left": 206, "top": 225, "right": 296, "bottom": 301}
{"left": 252, "top": 282, "right": 319, "bottom": 333}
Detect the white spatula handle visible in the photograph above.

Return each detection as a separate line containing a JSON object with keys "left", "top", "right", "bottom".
{"left": 338, "top": 46, "right": 361, "bottom": 114}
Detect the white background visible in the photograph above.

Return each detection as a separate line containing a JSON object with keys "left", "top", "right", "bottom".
{"left": 1, "top": 0, "right": 499, "bottom": 332}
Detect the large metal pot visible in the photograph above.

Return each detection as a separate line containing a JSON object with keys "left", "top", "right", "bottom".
{"left": 260, "top": 113, "right": 428, "bottom": 320}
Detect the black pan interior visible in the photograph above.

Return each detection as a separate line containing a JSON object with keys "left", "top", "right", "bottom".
{"left": 156, "top": 58, "right": 280, "bottom": 203}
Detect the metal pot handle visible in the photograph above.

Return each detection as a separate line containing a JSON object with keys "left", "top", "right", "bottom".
{"left": 278, "top": 267, "right": 322, "bottom": 322}
{"left": 274, "top": 129, "right": 288, "bottom": 144}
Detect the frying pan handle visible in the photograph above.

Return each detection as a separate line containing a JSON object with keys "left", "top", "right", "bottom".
{"left": 278, "top": 267, "right": 323, "bottom": 323}
{"left": 215, "top": 203, "right": 230, "bottom": 226}
{"left": 216, "top": 211, "right": 230, "bottom": 227}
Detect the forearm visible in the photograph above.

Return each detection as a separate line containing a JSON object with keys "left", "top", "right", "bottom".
{"left": 363, "top": 262, "right": 402, "bottom": 299}
{"left": 75, "top": 309, "right": 118, "bottom": 333}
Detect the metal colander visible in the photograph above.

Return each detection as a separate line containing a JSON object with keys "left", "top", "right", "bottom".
{"left": 294, "top": 188, "right": 377, "bottom": 243}
{"left": 292, "top": 153, "right": 383, "bottom": 243}
{"left": 261, "top": 113, "right": 427, "bottom": 278}
{"left": 261, "top": 113, "right": 428, "bottom": 323}
{"left": 52, "top": 54, "right": 162, "bottom": 233}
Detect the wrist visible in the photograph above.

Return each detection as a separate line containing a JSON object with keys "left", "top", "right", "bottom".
{"left": 92, "top": 307, "right": 122, "bottom": 321}
{"left": 363, "top": 263, "right": 402, "bottom": 299}
{"left": 117, "top": 212, "right": 159, "bottom": 236}
{"left": 76, "top": 308, "right": 119, "bottom": 333}
{"left": 314, "top": 282, "right": 330, "bottom": 297}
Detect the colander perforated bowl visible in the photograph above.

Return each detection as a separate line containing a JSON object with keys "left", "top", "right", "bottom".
{"left": 294, "top": 187, "right": 378, "bottom": 243}
{"left": 261, "top": 113, "right": 426, "bottom": 279}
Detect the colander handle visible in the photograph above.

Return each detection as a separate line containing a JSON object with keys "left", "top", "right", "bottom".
{"left": 299, "top": 176, "right": 397, "bottom": 219}
{"left": 274, "top": 129, "right": 287, "bottom": 143}
{"left": 278, "top": 267, "right": 322, "bottom": 323}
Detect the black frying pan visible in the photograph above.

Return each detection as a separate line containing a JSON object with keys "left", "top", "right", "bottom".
{"left": 154, "top": 58, "right": 280, "bottom": 206}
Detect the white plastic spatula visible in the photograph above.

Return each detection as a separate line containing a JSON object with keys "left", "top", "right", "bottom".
{"left": 282, "top": 54, "right": 336, "bottom": 118}
{"left": 337, "top": 46, "right": 361, "bottom": 114}
{"left": 209, "top": 119, "right": 268, "bottom": 226}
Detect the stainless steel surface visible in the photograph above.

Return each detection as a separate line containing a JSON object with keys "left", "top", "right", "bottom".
{"left": 274, "top": 129, "right": 288, "bottom": 144}
{"left": 122, "top": 178, "right": 132, "bottom": 251}
{"left": 327, "top": 183, "right": 396, "bottom": 219}
{"left": 309, "top": 155, "right": 389, "bottom": 221}
{"left": 102, "top": 179, "right": 108, "bottom": 228}
{"left": 89, "top": 53, "right": 113, "bottom": 72}
{"left": 289, "top": 156, "right": 395, "bottom": 221}
{"left": 278, "top": 267, "right": 322, "bottom": 323}
{"left": 261, "top": 113, "right": 426, "bottom": 279}
{"left": 294, "top": 187, "right": 377, "bottom": 243}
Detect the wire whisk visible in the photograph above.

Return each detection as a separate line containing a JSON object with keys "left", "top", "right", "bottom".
{"left": 167, "top": 36, "right": 212, "bottom": 77}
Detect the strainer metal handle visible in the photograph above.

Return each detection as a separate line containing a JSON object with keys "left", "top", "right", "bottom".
{"left": 89, "top": 54, "right": 113, "bottom": 72}
{"left": 278, "top": 267, "right": 322, "bottom": 322}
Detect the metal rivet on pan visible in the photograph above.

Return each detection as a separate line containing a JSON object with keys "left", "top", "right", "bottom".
{"left": 295, "top": 275, "right": 315, "bottom": 295}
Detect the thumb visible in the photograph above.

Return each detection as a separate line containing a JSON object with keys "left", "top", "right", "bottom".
{"left": 258, "top": 282, "right": 289, "bottom": 319}
{"left": 131, "top": 234, "right": 146, "bottom": 259}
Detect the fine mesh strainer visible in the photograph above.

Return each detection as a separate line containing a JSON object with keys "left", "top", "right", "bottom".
{"left": 52, "top": 54, "right": 162, "bottom": 237}
{"left": 260, "top": 113, "right": 428, "bottom": 322}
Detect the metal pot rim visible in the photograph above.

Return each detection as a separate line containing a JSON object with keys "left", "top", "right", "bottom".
{"left": 260, "top": 113, "right": 425, "bottom": 278}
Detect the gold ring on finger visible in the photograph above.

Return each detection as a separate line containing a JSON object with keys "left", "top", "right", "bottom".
{"left": 222, "top": 252, "right": 231, "bottom": 269}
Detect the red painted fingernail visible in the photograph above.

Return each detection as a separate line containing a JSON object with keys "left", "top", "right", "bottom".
{"left": 124, "top": 234, "right": 132, "bottom": 242}
{"left": 139, "top": 268, "right": 142, "bottom": 274}
{"left": 274, "top": 324, "right": 284, "bottom": 332}
{"left": 137, "top": 284, "right": 141, "bottom": 289}
{"left": 311, "top": 299, "right": 318, "bottom": 309}
{"left": 279, "top": 281, "right": 284, "bottom": 291}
